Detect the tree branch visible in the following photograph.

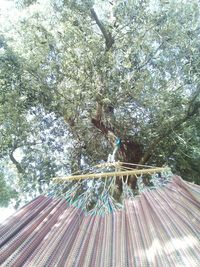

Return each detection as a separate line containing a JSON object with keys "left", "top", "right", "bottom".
{"left": 90, "top": 8, "right": 114, "bottom": 50}
{"left": 9, "top": 141, "right": 42, "bottom": 173}
{"left": 91, "top": 103, "right": 116, "bottom": 147}
{"left": 187, "top": 85, "right": 200, "bottom": 117}
{"left": 139, "top": 101, "right": 200, "bottom": 165}
{"left": 137, "top": 42, "right": 164, "bottom": 70}
{"left": 10, "top": 149, "right": 24, "bottom": 173}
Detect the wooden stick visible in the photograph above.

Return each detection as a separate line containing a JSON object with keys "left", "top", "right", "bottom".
{"left": 53, "top": 167, "right": 170, "bottom": 182}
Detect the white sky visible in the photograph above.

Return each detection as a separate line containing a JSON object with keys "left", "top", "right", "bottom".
{"left": 0, "top": 0, "right": 14, "bottom": 11}
{"left": 0, "top": 207, "right": 15, "bottom": 223}
{"left": 0, "top": 0, "right": 16, "bottom": 29}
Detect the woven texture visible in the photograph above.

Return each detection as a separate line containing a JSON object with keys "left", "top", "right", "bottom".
{"left": 0, "top": 176, "right": 200, "bottom": 267}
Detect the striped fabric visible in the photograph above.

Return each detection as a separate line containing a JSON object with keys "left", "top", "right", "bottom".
{"left": 0, "top": 176, "right": 199, "bottom": 267}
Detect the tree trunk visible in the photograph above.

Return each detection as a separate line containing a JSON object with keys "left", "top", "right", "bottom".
{"left": 91, "top": 107, "right": 143, "bottom": 192}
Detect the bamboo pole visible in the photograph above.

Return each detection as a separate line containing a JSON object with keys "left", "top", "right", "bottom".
{"left": 53, "top": 167, "right": 170, "bottom": 182}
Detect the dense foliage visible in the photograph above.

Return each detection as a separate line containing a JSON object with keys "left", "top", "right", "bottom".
{"left": 1, "top": 0, "right": 200, "bottom": 207}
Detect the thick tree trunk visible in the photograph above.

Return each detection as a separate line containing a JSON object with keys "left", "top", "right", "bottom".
{"left": 91, "top": 106, "right": 143, "bottom": 192}
{"left": 117, "top": 139, "right": 143, "bottom": 191}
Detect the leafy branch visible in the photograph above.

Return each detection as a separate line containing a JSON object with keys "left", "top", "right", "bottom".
{"left": 139, "top": 91, "right": 200, "bottom": 165}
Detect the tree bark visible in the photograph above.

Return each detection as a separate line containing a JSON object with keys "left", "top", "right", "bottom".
{"left": 90, "top": 8, "right": 114, "bottom": 51}
{"left": 91, "top": 102, "right": 143, "bottom": 191}
{"left": 10, "top": 149, "right": 24, "bottom": 174}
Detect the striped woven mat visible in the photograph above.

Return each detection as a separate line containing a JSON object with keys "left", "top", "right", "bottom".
{"left": 0, "top": 176, "right": 199, "bottom": 267}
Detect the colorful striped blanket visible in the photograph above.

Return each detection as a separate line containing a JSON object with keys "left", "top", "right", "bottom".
{"left": 0, "top": 176, "right": 199, "bottom": 266}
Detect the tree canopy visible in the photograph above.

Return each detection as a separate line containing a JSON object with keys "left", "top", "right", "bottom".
{"left": 1, "top": 0, "right": 200, "bottom": 207}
